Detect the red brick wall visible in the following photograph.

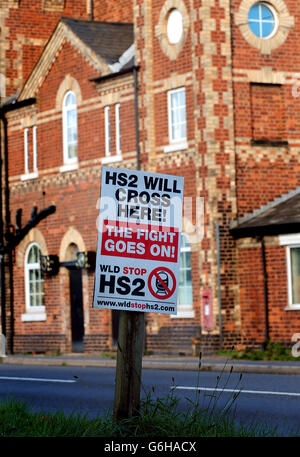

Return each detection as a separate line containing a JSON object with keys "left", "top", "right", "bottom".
{"left": 7, "top": 35, "right": 136, "bottom": 353}
{"left": 232, "top": 0, "right": 300, "bottom": 216}
{"left": 250, "top": 84, "right": 286, "bottom": 141}
{"left": 3, "top": 0, "right": 134, "bottom": 96}
{"left": 231, "top": 0, "right": 300, "bottom": 349}
{"left": 237, "top": 242, "right": 300, "bottom": 348}
{"left": 93, "top": 0, "right": 133, "bottom": 23}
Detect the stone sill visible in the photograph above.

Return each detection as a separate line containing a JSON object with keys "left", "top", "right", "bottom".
{"left": 21, "top": 171, "right": 39, "bottom": 181}
{"left": 164, "top": 141, "right": 188, "bottom": 153}
{"left": 21, "top": 312, "right": 47, "bottom": 322}
{"left": 101, "top": 155, "right": 122, "bottom": 164}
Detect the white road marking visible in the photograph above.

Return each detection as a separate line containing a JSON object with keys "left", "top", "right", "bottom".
{"left": 0, "top": 376, "right": 76, "bottom": 383}
{"left": 173, "top": 386, "right": 300, "bottom": 398}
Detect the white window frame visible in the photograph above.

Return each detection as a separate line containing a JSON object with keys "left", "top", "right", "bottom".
{"left": 62, "top": 91, "right": 78, "bottom": 165}
{"left": 104, "top": 105, "right": 111, "bottom": 157}
{"left": 115, "top": 103, "right": 121, "bottom": 156}
{"left": 21, "top": 126, "right": 39, "bottom": 181}
{"left": 172, "top": 233, "right": 194, "bottom": 318}
{"left": 279, "top": 234, "right": 300, "bottom": 310}
{"left": 102, "top": 104, "right": 122, "bottom": 164}
{"left": 286, "top": 245, "right": 300, "bottom": 309}
{"left": 22, "top": 242, "right": 46, "bottom": 322}
{"left": 248, "top": 2, "right": 279, "bottom": 40}
{"left": 33, "top": 125, "right": 38, "bottom": 172}
{"left": 168, "top": 87, "right": 187, "bottom": 144}
{"left": 24, "top": 127, "right": 29, "bottom": 174}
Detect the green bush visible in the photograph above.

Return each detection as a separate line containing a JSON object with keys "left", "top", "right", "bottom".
{"left": 218, "top": 341, "right": 296, "bottom": 361}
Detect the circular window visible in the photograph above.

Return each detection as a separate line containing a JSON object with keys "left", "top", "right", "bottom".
{"left": 248, "top": 2, "right": 278, "bottom": 39}
{"left": 167, "top": 9, "right": 183, "bottom": 44}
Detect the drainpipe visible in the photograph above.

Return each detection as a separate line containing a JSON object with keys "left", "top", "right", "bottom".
{"left": 90, "top": 0, "right": 94, "bottom": 21}
{"left": 0, "top": 117, "right": 5, "bottom": 339}
{"left": 133, "top": 66, "right": 141, "bottom": 172}
{"left": 216, "top": 221, "right": 223, "bottom": 350}
{"left": 2, "top": 115, "right": 14, "bottom": 353}
{"left": 259, "top": 236, "right": 269, "bottom": 349}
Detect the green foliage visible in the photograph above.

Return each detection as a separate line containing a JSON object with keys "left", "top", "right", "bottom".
{"left": 0, "top": 394, "right": 289, "bottom": 438}
{"left": 217, "top": 341, "right": 297, "bottom": 361}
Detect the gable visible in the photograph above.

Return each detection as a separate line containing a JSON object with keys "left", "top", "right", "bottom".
{"left": 19, "top": 20, "right": 115, "bottom": 101}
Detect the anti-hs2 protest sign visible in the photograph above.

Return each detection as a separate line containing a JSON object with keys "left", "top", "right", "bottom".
{"left": 93, "top": 166, "right": 184, "bottom": 314}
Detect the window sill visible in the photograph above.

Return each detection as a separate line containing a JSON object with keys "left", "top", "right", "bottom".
{"left": 21, "top": 171, "right": 39, "bottom": 181}
{"left": 101, "top": 155, "right": 122, "bottom": 164}
{"left": 171, "top": 309, "right": 195, "bottom": 319}
{"left": 285, "top": 305, "right": 300, "bottom": 311}
{"left": 21, "top": 312, "right": 47, "bottom": 322}
{"left": 59, "top": 162, "right": 78, "bottom": 173}
{"left": 164, "top": 141, "right": 188, "bottom": 153}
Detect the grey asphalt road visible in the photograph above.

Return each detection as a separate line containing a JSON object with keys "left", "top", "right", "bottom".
{"left": 0, "top": 364, "right": 299, "bottom": 436}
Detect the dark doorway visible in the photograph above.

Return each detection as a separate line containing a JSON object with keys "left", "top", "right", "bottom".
{"left": 69, "top": 268, "right": 84, "bottom": 352}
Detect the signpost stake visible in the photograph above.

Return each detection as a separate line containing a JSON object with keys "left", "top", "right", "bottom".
{"left": 113, "top": 311, "right": 145, "bottom": 420}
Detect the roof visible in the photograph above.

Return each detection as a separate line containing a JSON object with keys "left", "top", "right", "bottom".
{"left": 61, "top": 17, "right": 134, "bottom": 65}
{"left": 19, "top": 17, "right": 134, "bottom": 100}
{"left": 230, "top": 187, "right": 300, "bottom": 238}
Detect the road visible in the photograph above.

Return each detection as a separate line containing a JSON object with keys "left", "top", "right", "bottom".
{"left": 0, "top": 363, "right": 299, "bottom": 435}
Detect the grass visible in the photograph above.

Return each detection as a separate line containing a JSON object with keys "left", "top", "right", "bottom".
{"left": 0, "top": 394, "right": 290, "bottom": 438}
{"left": 217, "top": 341, "right": 297, "bottom": 362}
{"left": 0, "top": 354, "right": 298, "bottom": 437}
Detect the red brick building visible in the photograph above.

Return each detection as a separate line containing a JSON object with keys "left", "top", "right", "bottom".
{"left": 0, "top": 0, "right": 300, "bottom": 355}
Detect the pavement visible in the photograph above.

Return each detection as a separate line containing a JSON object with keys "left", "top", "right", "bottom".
{"left": 1, "top": 352, "right": 300, "bottom": 375}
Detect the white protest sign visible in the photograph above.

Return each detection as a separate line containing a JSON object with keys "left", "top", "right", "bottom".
{"left": 93, "top": 166, "right": 184, "bottom": 314}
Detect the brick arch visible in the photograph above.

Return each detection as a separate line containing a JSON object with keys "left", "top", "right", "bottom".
{"left": 59, "top": 227, "right": 89, "bottom": 350}
{"left": 16, "top": 228, "right": 48, "bottom": 268}
{"left": 59, "top": 227, "right": 86, "bottom": 261}
{"left": 55, "top": 74, "right": 82, "bottom": 110}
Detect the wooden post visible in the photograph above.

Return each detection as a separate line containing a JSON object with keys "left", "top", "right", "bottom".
{"left": 113, "top": 310, "right": 145, "bottom": 421}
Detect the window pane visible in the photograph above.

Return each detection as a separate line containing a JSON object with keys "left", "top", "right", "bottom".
{"left": 180, "top": 122, "right": 187, "bottom": 139}
{"left": 170, "top": 90, "right": 186, "bottom": 142}
{"left": 68, "top": 144, "right": 77, "bottom": 159}
{"left": 64, "top": 92, "right": 78, "bottom": 162}
{"left": 262, "top": 21, "right": 274, "bottom": 37}
{"left": 248, "top": 3, "right": 275, "bottom": 38}
{"left": 28, "top": 245, "right": 39, "bottom": 263}
{"left": 30, "top": 293, "right": 36, "bottom": 307}
{"left": 248, "top": 3, "right": 259, "bottom": 20}
{"left": 67, "top": 109, "right": 77, "bottom": 126}
{"left": 261, "top": 4, "right": 274, "bottom": 21}
{"left": 291, "top": 248, "right": 300, "bottom": 304}
{"left": 178, "top": 285, "right": 193, "bottom": 306}
{"left": 249, "top": 21, "right": 261, "bottom": 37}
{"left": 65, "top": 92, "right": 76, "bottom": 106}
{"left": 178, "top": 234, "right": 193, "bottom": 306}
{"left": 26, "top": 244, "right": 44, "bottom": 308}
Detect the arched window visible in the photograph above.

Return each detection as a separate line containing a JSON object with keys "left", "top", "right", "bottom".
{"left": 63, "top": 91, "right": 78, "bottom": 164}
{"left": 25, "top": 243, "right": 44, "bottom": 310}
{"left": 176, "top": 233, "right": 194, "bottom": 317}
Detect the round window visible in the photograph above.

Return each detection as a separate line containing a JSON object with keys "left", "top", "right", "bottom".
{"left": 248, "top": 2, "right": 278, "bottom": 39}
{"left": 167, "top": 9, "right": 183, "bottom": 44}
